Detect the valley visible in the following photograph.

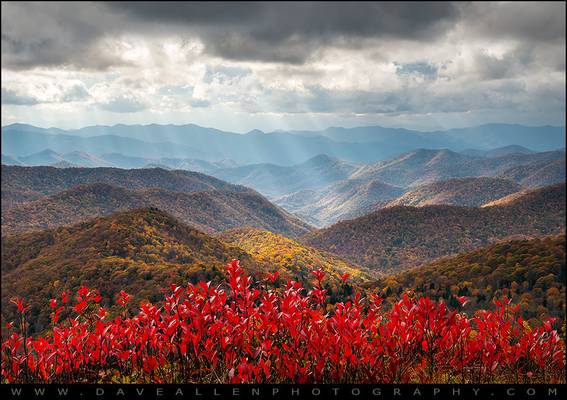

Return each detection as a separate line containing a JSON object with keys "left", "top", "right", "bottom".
{"left": 1, "top": 122, "right": 565, "bottom": 381}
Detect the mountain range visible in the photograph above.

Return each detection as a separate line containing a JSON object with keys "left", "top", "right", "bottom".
{"left": 0, "top": 164, "right": 250, "bottom": 209}
{"left": 2, "top": 208, "right": 350, "bottom": 333}
{"left": 2, "top": 148, "right": 238, "bottom": 173}
{"left": 1, "top": 208, "right": 261, "bottom": 332}
{"left": 302, "top": 183, "right": 566, "bottom": 271}
{"left": 3, "top": 146, "right": 565, "bottom": 228}
{"left": 2, "top": 123, "right": 564, "bottom": 165}
{"left": 1, "top": 183, "right": 312, "bottom": 237}
{"left": 270, "top": 148, "right": 565, "bottom": 226}
{"left": 1, "top": 121, "right": 565, "bottom": 338}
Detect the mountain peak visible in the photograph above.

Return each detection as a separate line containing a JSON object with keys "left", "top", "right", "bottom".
{"left": 246, "top": 129, "right": 265, "bottom": 135}
{"left": 36, "top": 148, "right": 60, "bottom": 156}
{"left": 301, "top": 153, "right": 339, "bottom": 166}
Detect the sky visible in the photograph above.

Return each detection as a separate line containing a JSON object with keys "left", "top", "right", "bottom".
{"left": 1, "top": 1, "right": 565, "bottom": 132}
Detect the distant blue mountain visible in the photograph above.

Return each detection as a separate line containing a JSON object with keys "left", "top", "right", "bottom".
{"left": 290, "top": 123, "right": 565, "bottom": 151}
{"left": 2, "top": 123, "right": 564, "bottom": 165}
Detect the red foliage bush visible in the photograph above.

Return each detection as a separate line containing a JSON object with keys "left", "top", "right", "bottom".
{"left": 2, "top": 261, "right": 565, "bottom": 384}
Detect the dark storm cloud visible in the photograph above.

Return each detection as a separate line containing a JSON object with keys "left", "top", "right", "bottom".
{"left": 2, "top": 2, "right": 565, "bottom": 69}
{"left": 108, "top": 2, "right": 459, "bottom": 39}
{"left": 108, "top": 2, "right": 460, "bottom": 63}
{"left": 2, "top": 2, "right": 461, "bottom": 68}
{"left": 1, "top": 2, "right": 125, "bottom": 70}
{"left": 461, "top": 2, "right": 565, "bottom": 43}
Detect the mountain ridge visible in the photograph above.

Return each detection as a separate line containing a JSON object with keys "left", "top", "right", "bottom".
{"left": 3, "top": 123, "right": 564, "bottom": 165}
{"left": 302, "top": 183, "right": 566, "bottom": 271}
{"left": 1, "top": 182, "right": 312, "bottom": 237}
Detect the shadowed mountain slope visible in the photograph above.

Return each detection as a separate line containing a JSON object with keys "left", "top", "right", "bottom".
{"left": 303, "top": 184, "right": 565, "bottom": 271}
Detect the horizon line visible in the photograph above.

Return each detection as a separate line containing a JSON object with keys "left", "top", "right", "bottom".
{"left": 1, "top": 121, "right": 566, "bottom": 135}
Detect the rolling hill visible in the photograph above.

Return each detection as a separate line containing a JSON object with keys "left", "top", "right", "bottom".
{"left": 377, "top": 235, "right": 565, "bottom": 321}
{"left": 1, "top": 165, "right": 251, "bottom": 206}
{"left": 1, "top": 208, "right": 260, "bottom": 333}
{"left": 460, "top": 145, "right": 536, "bottom": 158}
{"left": 218, "top": 227, "right": 372, "bottom": 288}
{"left": 275, "top": 178, "right": 405, "bottom": 226}
{"left": 268, "top": 149, "right": 564, "bottom": 225}
{"left": 15, "top": 149, "right": 112, "bottom": 168}
{"left": 385, "top": 177, "right": 523, "bottom": 208}
{"left": 499, "top": 159, "right": 566, "bottom": 189}
{"left": 292, "top": 124, "right": 565, "bottom": 151}
{"left": 1, "top": 183, "right": 312, "bottom": 237}
{"left": 350, "top": 148, "right": 565, "bottom": 188}
{"left": 302, "top": 183, "right": 565, "bottom": 271}
{"left": 211, "top": 154, "right": 359, "bottom": 197}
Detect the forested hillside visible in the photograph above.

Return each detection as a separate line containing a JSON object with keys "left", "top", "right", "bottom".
{"left": 303, "top": 184, "right": 565, "bottom": 271}
{"left": 377, "top": 235, "right": 565, "bottom": 322}
{"left": 1, "top": 183, "right": 312, "bottom": 237}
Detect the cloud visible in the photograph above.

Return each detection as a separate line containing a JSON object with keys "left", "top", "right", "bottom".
{"left": 1, "top": 88, "right": 40, "bottom": 105}
{"left": 460, "top": 2, "right": 565, "bottom": 43}
{"left": 61, "top": 83, "right": 91, "bottom": 102}
{"left": 2, "top": 2, "right": 461, "bottom": 68}
{"left": 1, "top": 79, "right": 91, "bottom": 105}
{"left": 395, "top": 62, "right": 438, "bottom": 80}
{"left": 108, "top": 2, "right": 460, "bottom": 64}
{"left": 189, "top": 99, "right": 210, "bottom": 108}
{"left": 203, "top": 65, "right": 251, "bottom": 84}
{"left": 97, "top": 95, "right": 148, "bottom": 113}
{"left": 0, "top": 2, "right": 564, "bottom": 130}
{"left": 0, "top": 2, "right": 126, "bottom": 70}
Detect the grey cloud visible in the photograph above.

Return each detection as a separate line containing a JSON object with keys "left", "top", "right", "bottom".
{"left": 109, "top": 2, "right": 460, "bottom": 63}
{"left": 395, "top": 62, "right": 438, "bottom": 80}
{"left": 461, "top": 2, "right": 565, "bottom": 43}
{"left": 1, "top": 88, "right": 40, "bottom": 105}
{"left": 109, "top": 2, "right": 459, "bottom": 40}
{"left": 98, "top": 96, "right": 148, "bottom": 113}
{"left": 2, "top": 2, "right": 460, "bottom": 68}
{"left": 1, "top": 2, "right": 125, "bottom": 70}
{"left": 61, "top": 84, "right": 91, "bottom": 102}
{"left": 471, "top": 45, "right": 543, "bottom": 81}
{"left": 190, "top": 99, "right": 210, "bottom": 108}
{"left": 203, "top": 65, "right": 252, "bottom": 84}
{"left": 243, "top": 75, "right": 561, "bottom": 117}
{"left": 158, "top": 85, "right": 194, "bottom": 96}
{"left": 2, "top": 2, "right": 564, "bottom": 69}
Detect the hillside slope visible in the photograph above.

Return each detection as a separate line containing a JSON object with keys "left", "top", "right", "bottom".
{"left": 386, "top": 177, "right": 523, "bottom": 208}
{"left": 276, "top": 179, "right": 405, "bottom": 226}
{"left": 499, "top": 159, "right": 566, "bottom": 189}
{"left": 211, "top": 154, "right": 359, "bottom": 197}
{"left": 219, "top": 227, "right": 372, "bottom": 287}
{"left": 303, "top": 183, "right": 565, "bottom": 271}
{"left": 1, "top": 208, "right": 260, "bottom": 333}
{"left": 377, "top": 235, "right": 565, "bottom": 321}
{"left": 0, "top": 165, "right": 251, "bottom": 209}
{"left": 1, "top": 183, "right": 312, "bottom": 237}
{"left": 351, "top": 149, "right": 565, "bottom": 188}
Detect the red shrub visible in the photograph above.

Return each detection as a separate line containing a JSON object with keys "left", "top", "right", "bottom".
{"left": 1, "top": 260, "right": 565, "bottom": 384}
